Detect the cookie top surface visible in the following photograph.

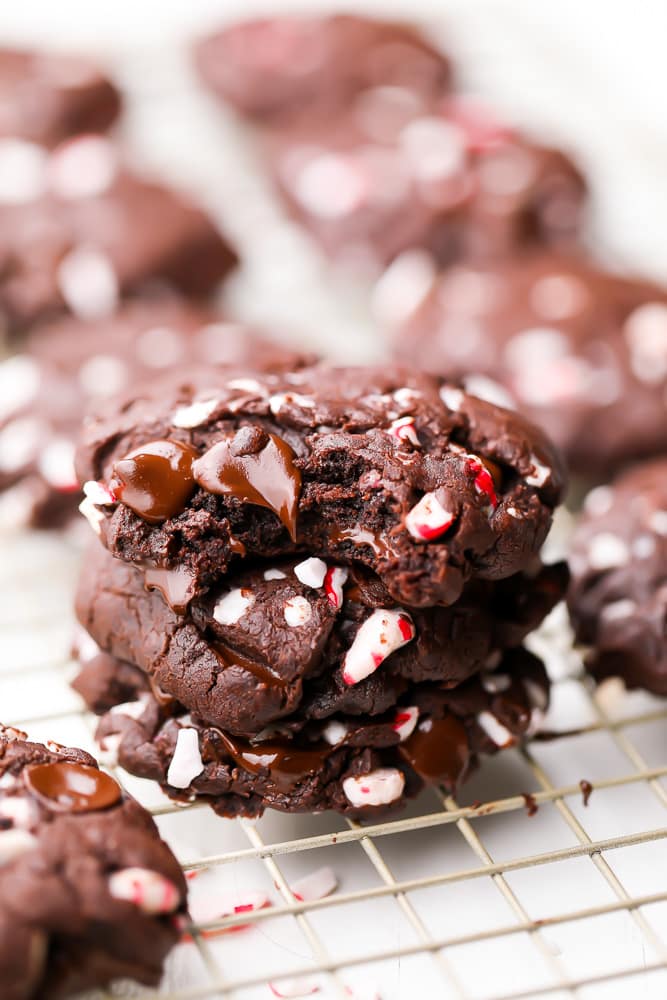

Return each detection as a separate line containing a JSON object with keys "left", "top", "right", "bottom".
{"left": 75, "top": 540, "right": 566, "bottom": 736}
{"left": 76, "top": 363, "right": 567, "bottom": 608}
{"left": 0, "top": 48, "right": 121, "bottom": 146}
{"left": 391, "top": 250, "right": 667, "bottom": 477}
{"left": 0, "top": 297, "right": 305, "bottom": 529}
{"left": 90, "top": 645, "right": 549, "bottom": 818}
{"left": 0, "top": 725, "right": 186, "bottom": 998}
{"left": 195, "top": 14, "right": 452, "bottom": 125}
{"left": 266, "top": 100, "right": 585, "bottom": 272}
{"left": 0, "top": 135, "right": 237, "bottom": 332}
{"left": 568, "top": 458, "right": 667, "bottom": 693}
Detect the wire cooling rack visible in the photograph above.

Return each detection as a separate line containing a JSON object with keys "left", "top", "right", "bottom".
{"left": 2, "top": 524, "right": 667, "bottom": 1000}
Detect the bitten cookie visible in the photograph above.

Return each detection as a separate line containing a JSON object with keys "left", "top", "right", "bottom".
{"left": 389, "top": 250, "right": 667, "bottom": 477}
{"left": 0, "top": 48, "right": 120, "bottom": 146}
{"left": 264, "top": 101, "right": 585, "bottom": 274}
{"left": 0, "top": 725, "right": 186, "bottom": 999}
{"left": 194, "top": 14, "right": 452, "bottom": 126}
{"left": 568, "top": 458, "right": 667, "bottom": 694}
{"left": 0, "top": 297, "right": 308, "bottom": 529}
{"left": 0, "top": 134, "right": 237, "bottom": 333}
{"left": 85, "top": 647, "right": 549, "bottom": 819}
{"left": 74, "top": 541, "right": 567, "bottom": 735}
{"left": 76, "top": 364, "right": 567, "bottom": 609}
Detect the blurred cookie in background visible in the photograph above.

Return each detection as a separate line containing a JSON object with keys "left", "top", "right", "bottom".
{"left": 264, "top": 98, "right": 585, "bottom": 277}
{"left": 568, "top": 459, "right": 667, "bottom": 695}
{"left": 195, "top": 14, "right": 452, "bottom": 126}
{"left": 387, "top": 250, "right": 667, "bottom": 478}
{"left": 0, "top": 134, "right": 237, "bottom": 335}
{"left": 0, "top": 47, "right": 120, "bottom": 146}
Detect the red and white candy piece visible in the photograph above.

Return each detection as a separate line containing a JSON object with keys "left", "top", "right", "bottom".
{"left": 466, "top": 456, "right": 498, "bottom": 510}
{"left": 342, "top": 609, "right": 415, "bottom": 686}
{"left": 291, "top": 866, "right": 338, "bottom": 902}
{"left": 342, "top": 768, "right": 405, "bottom": 807}
{"left": 391, "top": 706, "right": 419, "bottom": 742}
{"left": 108, "top": 867, "right": 181, "bottom": 914}
{"left": 324, "top": 566, "right": 348, "bottom": 609}
{"left": 525, "top": 453, "right": 551, "bottom": 488}
{"left": 405, "top": 492, "right": 455, "bottom": 541}
{"left": 166, "top": 728, "right": 204, "bottom": 789}
{"left": 187, "top": 888, "right": 271, "bottom": 937}
{"left": 269, "top": 977, "right": 320, "bottom": 998}
{"left": 385, "top": 416, "right": 420, "bottom": 448}
{"left": 294, "top": 557, "right": 327, "bottom": 589}
{"left": 82, "top": 479, "right": 116, "bottom": 506}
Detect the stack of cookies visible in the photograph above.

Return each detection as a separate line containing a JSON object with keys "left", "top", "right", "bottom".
{"left": 73, "top": 363, "right": 568, "bottom": 818}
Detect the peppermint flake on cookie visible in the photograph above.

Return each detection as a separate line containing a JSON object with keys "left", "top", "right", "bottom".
{"left": 294, "top": 557, "right": 327, "bottom": 589}
{"left": 405, "top": 492, "right": 455, "bottom": 541}
{"left": 324, "top": 566, "right": 348, "bottom": 609}
{"left": 342, "top": 768, "right": 405, "bottom": 807}
{"left": 385, "top": 416, "right": 420, "bottom": 447}
{"left": 172, "top": 398, "right": 219, "bottom": 429}
{"left": 342, "top": 609, "right": 415, "bottom": 685}
{"left": 167, "top": 728, "right": 204, "bottom": 789}
{"left": 391, "top": 706, "right": 419, "bottom": 742}
{"left": 284, "top": 596, "right": 313, "bottom": 627}
{"left": 213, "top": 588, "right": 255, "bottom": 625}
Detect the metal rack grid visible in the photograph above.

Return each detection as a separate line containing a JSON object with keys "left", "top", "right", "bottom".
{"left": 2, "top": 530, "right": 667, "bottom": 1000}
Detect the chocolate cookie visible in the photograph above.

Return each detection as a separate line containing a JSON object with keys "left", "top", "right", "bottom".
{"left": 390, "top": 250, "right": 667, "bottom": 477}
{"left": 0, "top": 297, "right": 308, "bottom": 529}
{"left": 74, "top": 541, "right": 566, "bottom": 736}
{"left": 194, "top": 14, "right": 452, "bottom": 126}
{"left": 0, "top": 724, "right": 186, "bottom": 999}
{"left": 265, "top": 100, "right": 585, "bottom": 273}
{"left": 0, "top": 48, "right": 120, "bottom": 146}
{"left": 568, "top": 458, "right": 667, "bottom": 694}
{"left": 0, "top": 134, "right": 237, "bottom": 333}
{"left": 86, "top": 646, "right": 548, "bottom": 818}
{"left": 76, "top": 364, "right": 567, "bottom": 608}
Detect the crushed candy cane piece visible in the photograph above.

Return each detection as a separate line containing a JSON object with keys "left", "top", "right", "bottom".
{"left": 343, "top": 768, "right": 405, "bottom": 807}
{"left": 167, "top": 728, "right": 204, "bottom": 789}
{"left": 264, "top": 568, "right": 287, "bottom": 580}
{"left": 405, "top": 492, "right": 455, "bottom": 540}
{"left": 269, "top": 977, "right": 320, "bottom": 998}
{"left": 294, "top": 557, "right": 327, "bottom": 589}
{"left": 525, "top": 453, "right": 550, "bottom": 488}
{"left": 213, "top": 587, "right": 255, "bottom": 625}
{"left": 82, "top": 480, "right": 116, "bottom": 505}
{"left": 172, "top": 398, "right": 219, "bottom": 429}
{"left": 385, "top": 416, "right": 420, "bottom": 447}
{"left": 466, "top": 456, "right": 498, "bottom": 509}
{"left": 291, "top": 866, "right": 338, "bottom": 902}
{"left": 392, "top": 706, "right": 419, "bottom": 742}
{"left": 284, "top": 596, "right": 312, "bottom": 626}
{"left": 342, "top": 609, "right": 415, "bottom": 685}
{"left": 324, "top": 566, "right": 348, "bottom": 609}
{"left": 108, "top": 867, "right": 180, "bottom": 914}
{"left": 476, "top": 711, "right": 514, "bottom": 748}
{"left": 322, "top": 720, "right": 348, "bottom": 745}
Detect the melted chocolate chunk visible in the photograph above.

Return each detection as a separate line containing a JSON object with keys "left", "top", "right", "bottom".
{"left": 192, "top": 430, "right": 301, "bottom": 540}
{"left": 111, "top": 440, "right": 198, "bottom": 524}
{"left": 24, "top": 761, "right": 122, "bottom": 813}
{"left": 144, "top": 564, "right": 197, "bottom": 614}
{"left": 216, "top": 731, "right": 329, "bottom": 794}
{"left": 399, "top": 713, "right": 470, "bottom": 788}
